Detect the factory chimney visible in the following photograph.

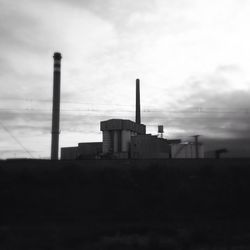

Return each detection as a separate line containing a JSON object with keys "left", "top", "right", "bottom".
{"left": 136, "top": 78, "right": 141, "bottom": 124}
{"left": 193, "top": 135, "right": 200, "bottom": 159}
{"left": 51, "top": 52, "right": 62, "bottom": 160}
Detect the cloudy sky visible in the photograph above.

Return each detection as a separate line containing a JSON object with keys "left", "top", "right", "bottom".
{"left": 0, "top": 0, "right": 250, "bottom": 158}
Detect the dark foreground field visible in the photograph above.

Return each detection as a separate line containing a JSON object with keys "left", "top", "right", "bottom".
{"left": 1, "top": 158, "right": 250, "bottom": 249}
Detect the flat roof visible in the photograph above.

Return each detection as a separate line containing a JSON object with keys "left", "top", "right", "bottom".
{"left": 100, "top": 119, "right": 146, "bottom": 134}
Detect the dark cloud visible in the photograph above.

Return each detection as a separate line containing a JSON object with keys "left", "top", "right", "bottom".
{"left": 0, "top": 109, "right": 119, "bottom": 135}
{"left": 0, "top": 110, "right": 51, "bottom": 135}
{"left": 0, "top": 110, "right": 50, "bottom": 122}
{"left": 142, "top": 112, "right": 250, "bottom": 157}
{"left": 203, "top": 138, "right": 250, "bottom": 158}
{"left": 139, "top": 65, "right": 250, "bottom": 157}
{"left": 0, "top": 0, "right": 249, "bottom": 158}
{"left": 142, "top": 106, "right": 250, "bottom": 138}
{"left": 171, "top": 67, "right": 250, "bottom": 137}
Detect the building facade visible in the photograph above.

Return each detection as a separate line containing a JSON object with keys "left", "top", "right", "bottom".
{"left": 131, "top": 134, "right": 171, "bottom": 159}
{"left": 61, "top": 142, "right": 102, "bottom": 160}
{"left": 100, "top": 119, "right": 146, "bottom": 159}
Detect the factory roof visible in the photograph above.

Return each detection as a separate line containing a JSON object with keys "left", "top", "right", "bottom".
{"left": 100, "top": 119, "right": 146, "bottom": 134}
{"left": 131, "top": 134, "right": 181, "bottom": 144}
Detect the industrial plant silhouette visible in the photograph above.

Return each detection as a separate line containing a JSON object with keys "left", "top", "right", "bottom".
{"left": 1, "top": 52, "right": 250, "bottom": 250}
{"left": 51, "top": 52, "right": 204, "bottom": 160}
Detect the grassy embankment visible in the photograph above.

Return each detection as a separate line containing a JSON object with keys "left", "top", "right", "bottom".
{"left": 1, "top": 158, "right": 250, "bottom": 249}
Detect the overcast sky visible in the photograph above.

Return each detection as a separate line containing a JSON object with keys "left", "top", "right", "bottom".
{"left": 0, "top": 0, "right": 250, "bottom": 158}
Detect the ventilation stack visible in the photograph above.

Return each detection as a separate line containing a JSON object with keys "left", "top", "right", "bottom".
{"left": 193, "top": 135, "right": 200, "bottom": 159}
{"left": 51, "top": 52, "right": 62, "bottom": 160}
{"left": 136, "top": 78, "right": 141, "bottom": 124}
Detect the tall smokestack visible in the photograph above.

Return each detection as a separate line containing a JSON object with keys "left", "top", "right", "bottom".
{"left": 136, "top": 78, "right": 141, "bottom": 124}
{"left": 193, "top": 135, "right": 200, "bottom": 159}
{"left": 51, "top": 52, "right": 62, "bottom": 160}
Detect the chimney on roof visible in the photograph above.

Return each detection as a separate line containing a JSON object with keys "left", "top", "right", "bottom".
{"left": 136, "top": 78, "right": 141, "bottom": 124}
{"left": 51, "top": 52, "right": 62, "bottom": 160}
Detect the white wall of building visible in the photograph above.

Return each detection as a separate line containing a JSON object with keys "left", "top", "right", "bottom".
{"left": 121, "top": 130, "right": 132, "bottom": 152}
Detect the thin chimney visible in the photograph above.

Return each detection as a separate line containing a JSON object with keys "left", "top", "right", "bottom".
{"left": 136, "top": 78, "right": 141, "bottom": 124}
{"left": 51, "top": 52, "right": 62, "bottom": 160}
{"left": 193, "top": 135, "right": 200, "bottom": 159}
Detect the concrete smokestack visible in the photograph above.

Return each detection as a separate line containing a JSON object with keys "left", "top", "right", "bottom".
{"left": 51, "top": 52, "right": 62, "bottom": 160}
{"left": 136, "top": 78, "right": 141, "bottom": 124}
{"left": 193, "top": 135, "right": 200, "bottom": 159}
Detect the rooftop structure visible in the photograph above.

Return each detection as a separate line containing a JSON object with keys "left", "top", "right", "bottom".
{"left": 100, "top": 119, "right": 146, "bottom": 158}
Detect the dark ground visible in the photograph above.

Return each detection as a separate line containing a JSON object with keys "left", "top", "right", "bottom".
{"left": 1, "top": 158, "right": 250, "bottom": 249}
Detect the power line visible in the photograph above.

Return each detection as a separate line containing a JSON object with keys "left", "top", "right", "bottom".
{"left": 0, "top": 107, "right": 250, "bottom": 114}
{"left": 0, "top": 98, "right": 142, "bottom": 107}
{"left": 2, "top": 98, "right": 249, "bottom": 111}
{"left": 0, "top": 121, "right": 33, "bottom": 158}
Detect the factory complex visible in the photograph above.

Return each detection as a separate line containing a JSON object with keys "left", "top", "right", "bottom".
{"left": 49, "top": 52, "right": 204, "bottom": 160}
{"left": 61, "top": 79, "right": 204, "bottom": 160}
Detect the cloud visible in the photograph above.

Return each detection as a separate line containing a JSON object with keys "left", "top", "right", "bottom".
{"left": 204, "top": 138, "right": 250, "bottom": 158}
{"left": 142, "top": 66, "right": 250, "bottom": 143}
{"left": 0, "top": 0, "right": 118, "bottom": 100}
{"left": 1, "top": 0, "right": 250, "bottom": 158}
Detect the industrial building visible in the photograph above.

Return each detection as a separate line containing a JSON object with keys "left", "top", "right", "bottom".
{"left": 61, "top": 142, "right": 102, "bottom": 160}
{"left": 48, "top": 52, "right": 204, "bottom": 160}
{"left": 61, "top": 79, "right": 204, "bottom": 160}
{"left": 101, "top": 119, "right": 146, "bottom": 159}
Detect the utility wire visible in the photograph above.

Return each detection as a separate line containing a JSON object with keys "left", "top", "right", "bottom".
{"left": 0, "top": 107, "right": 250, "bottom": 114}
{"left": 1, "top": 98, "right": 146, "bottom": 107}
{"left": 2, "top": 98, "right": 249, "bottom": 111}
{"left": 0, "top": 121, "right": 33, "bottom": 158}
